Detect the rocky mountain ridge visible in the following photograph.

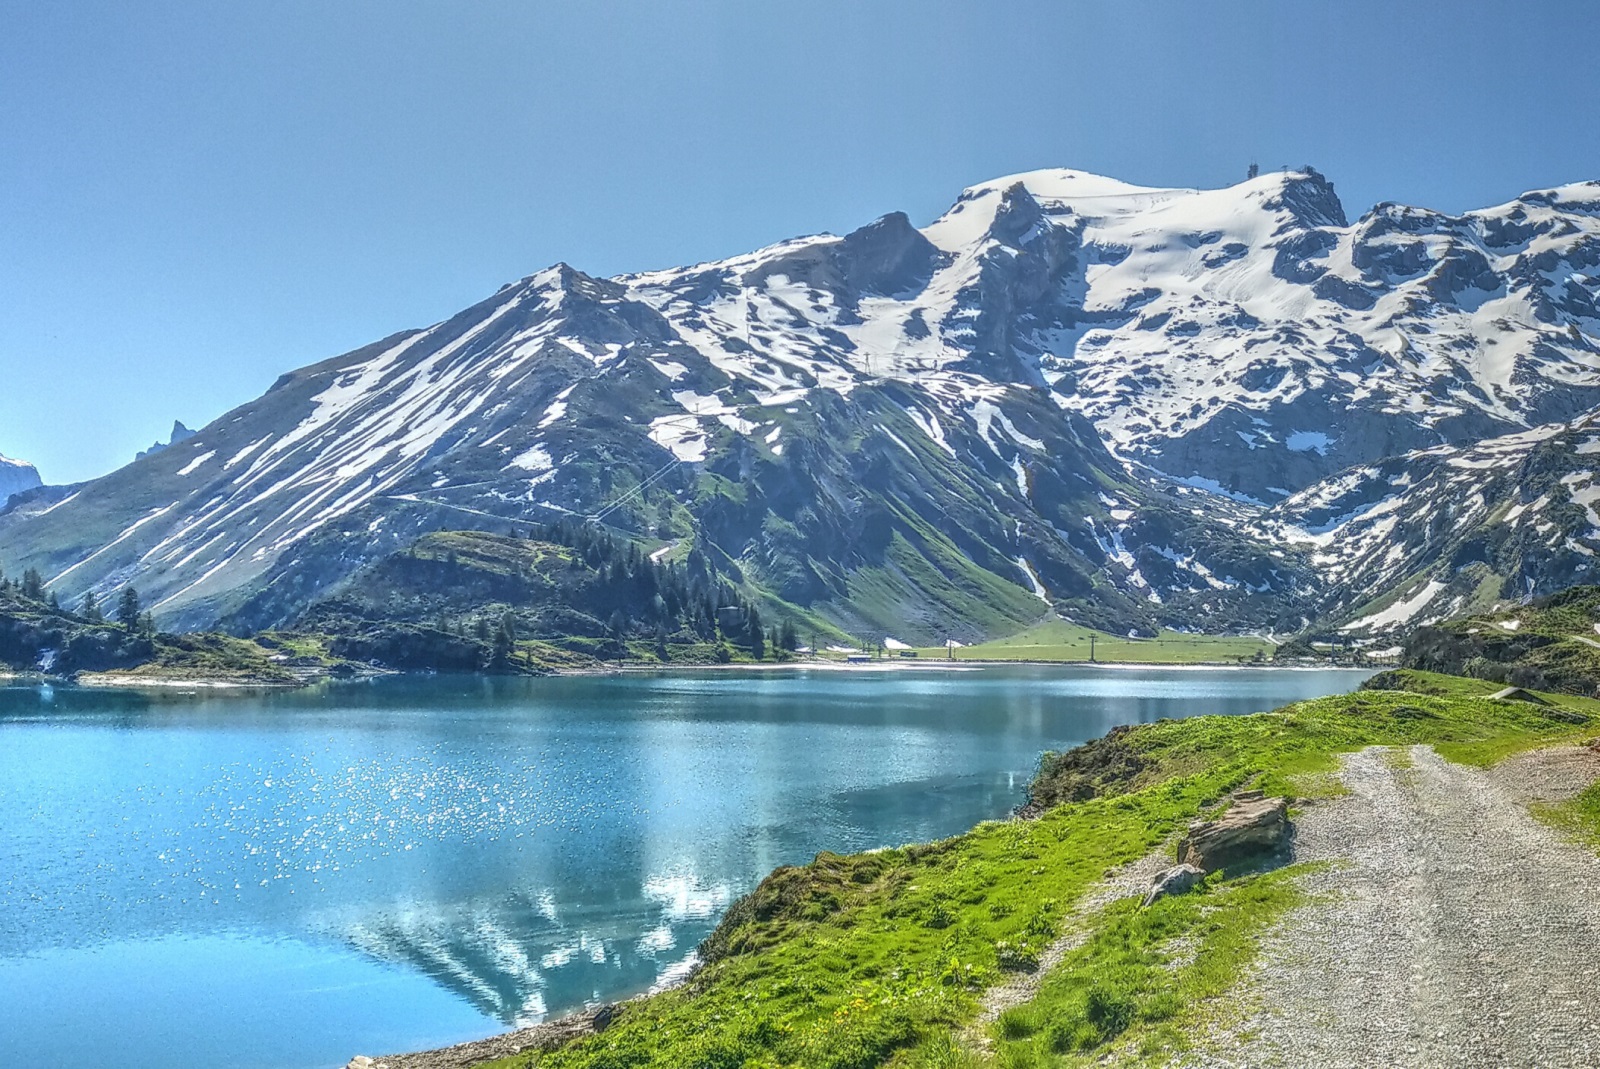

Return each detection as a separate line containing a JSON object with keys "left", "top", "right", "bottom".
{"left": 3, "top": 166, "right": 1599, "bottom": 640}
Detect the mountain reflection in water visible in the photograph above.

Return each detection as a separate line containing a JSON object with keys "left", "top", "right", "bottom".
{"left": 0, "top": 666, "right": 1370, "bottom": 1069}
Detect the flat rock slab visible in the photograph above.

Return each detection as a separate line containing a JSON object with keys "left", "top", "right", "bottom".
{"left": 1178, "top": 793, "right": 1290, "bottom": 873}
{"left": 1182, "top": 745, "right": 1600, "bottom": 1069}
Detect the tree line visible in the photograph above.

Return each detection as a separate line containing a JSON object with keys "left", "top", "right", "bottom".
{"left": 0, "top": 566, "right": 155, "bottom": 634}
{"left": 529, "top": 519, "right": 799, "bottom": 659}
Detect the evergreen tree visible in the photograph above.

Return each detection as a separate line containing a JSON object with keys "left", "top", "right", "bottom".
{"left": 80, "top": 590, "right": 102, "bottom": 623}
{"left": 116, "top": 586, "right": 142, "bottom": 629}
{"left": 21, "top": 568, "right": 44, "bottom": 601}
{"left": 748, "top": 605, "right": 766, "bottom": 660}
{"left": 491, "top": 611, "right": 517, "bottom": 668}
{"left": 780, "top": 620, "right": 798, "bottom": 652}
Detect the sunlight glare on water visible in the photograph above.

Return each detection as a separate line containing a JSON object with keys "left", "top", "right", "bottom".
{"left": 0, "top": 666, "right": 1369, "bottom": 1069}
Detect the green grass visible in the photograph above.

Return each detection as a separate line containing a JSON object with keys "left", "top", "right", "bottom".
{"left": 921, "top": 618, "right": 1275, "bottom": 665}
{"left": 470, "top": 670, "right": 1598, "bottom": 1069}
{"left": 951, "top": 866, "right": 1310, "bottom": 1067}
{"left": 1535, "top": 781, "right": 1600, "bottom": 849}
{"left": 107, "top": 632, "right": 300, "bottom": 683}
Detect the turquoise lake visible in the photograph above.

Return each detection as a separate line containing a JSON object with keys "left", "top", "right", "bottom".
{"left": 0, "top": 665, "right": 1370, "bottom": 1069}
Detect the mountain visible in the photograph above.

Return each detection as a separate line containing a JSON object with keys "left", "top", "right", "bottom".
{"left": 0, "top": 454, "right": 42, "bottom": 506}
{"left": 1252, "top": 410, "right": 1600, "bottom": 636}
{"left": 2, "top": 166, "right": 1599, "bottom": 639}
{"left": 1023, "top": 170, "right": 1600, "bottom": 502}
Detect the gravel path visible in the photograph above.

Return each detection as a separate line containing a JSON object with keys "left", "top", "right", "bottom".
{"left": 1186, "top": 744, "right": 1600, "bottom": 1069}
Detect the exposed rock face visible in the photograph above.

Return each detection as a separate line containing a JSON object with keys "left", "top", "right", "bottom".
{"left": 1141, "top": 862, "right": 1205, "bottom": 907}
{"left": 1177, "top": 791, "right": 1291, "bottom": 872}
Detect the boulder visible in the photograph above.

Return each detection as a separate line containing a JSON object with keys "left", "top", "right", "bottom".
{"left": 1489, "top": 686, "right": 1551, "bottom": 705}
{"left": 1141, "top": 863, "right": 1205, "bottom": 907}
{"left": 1177, "top": 793, "right": 1290, "bottom": 873}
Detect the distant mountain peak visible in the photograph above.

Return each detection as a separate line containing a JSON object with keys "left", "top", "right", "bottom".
{"left": 135, "top": 420, "right": 197, "bottom": 461}
{"left": 0, "top": 453, "right": 42, "bottom": 506}
{"left": 1262, "top": 166, "right": 1347, "bottom": 228}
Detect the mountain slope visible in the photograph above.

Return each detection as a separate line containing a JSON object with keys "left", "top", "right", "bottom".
{"left": 0, "top": 265, "right": 1307, "bottom": 637}
{"left": 1252, "top": 411, "right": 1600, "bottom": 635}
{"left": 3, "top": 165, "right": 1599, "bottom": 637}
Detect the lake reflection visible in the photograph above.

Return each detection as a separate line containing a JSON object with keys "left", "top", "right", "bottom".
{"left": 0, "top": 665, "right": 1369, "bottom": 1069}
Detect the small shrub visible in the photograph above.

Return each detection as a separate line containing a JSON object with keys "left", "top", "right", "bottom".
{"left": 1046, "top": 1019, "right": 1100, "bottom": 1053}
{"left": 910, "top": 1033, "right": 986, "bottom": 1069}
{"left": 1085, "top": 983, "right": 1137, "bottom": 1040}
{"left": 996, "top": 1006, "right": 1039, "bottom": 1039}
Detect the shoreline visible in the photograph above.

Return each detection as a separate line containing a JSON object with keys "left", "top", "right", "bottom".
{"left": 74, "top": 671, "right": 303, "bottom": 689}
{"left": 601, "top": 657, "right": 1375, "bottom": 674}
{"left": 3, "top": 659, "right": 1377, "bottom": 692}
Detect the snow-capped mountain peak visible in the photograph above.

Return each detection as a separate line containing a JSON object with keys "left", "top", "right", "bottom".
{"left": 0, "top": 454, "right": 42, "bottom": 507}
{"left": 3, "top": 164, "right": 1599, "bottom": 639}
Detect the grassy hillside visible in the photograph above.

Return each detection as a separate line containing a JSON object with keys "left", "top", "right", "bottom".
{"left": 1403, "top": 584, "right": 1600, "bottom": 697}
{"left": 913, "top": 617, "right": 1276, "bottom": 665}
{"left": 299, "top": 527, "right": 837, "bottom": 670}
{"left": 470, "top": 670, "right": 1595, "bottom": 1069}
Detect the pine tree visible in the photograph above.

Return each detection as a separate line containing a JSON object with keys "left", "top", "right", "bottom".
{"left": 80, "top": 590, "right": 102, "bottom": 623}
{"left": 491, "top": 611, "right": 517, "bottom": 668}
{"left": 116, "top": 586, "right": 142, "bottom": 629}
{"left": 21, "top": 568, "right": 44, "bottom": 601}
{"left": 748, "top": 605, "right": 766, "bottom": 660}
{"left": 780, "top": 620, "right": 798, "bottom": 652}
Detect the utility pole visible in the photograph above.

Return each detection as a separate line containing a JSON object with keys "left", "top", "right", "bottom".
{"left": 1089, "top": 633, "right": 1096, "bottom": 663}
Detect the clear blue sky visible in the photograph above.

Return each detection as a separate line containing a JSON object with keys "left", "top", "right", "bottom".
{"left": 4, "top": 0, "right": 1598, "bottom": 483}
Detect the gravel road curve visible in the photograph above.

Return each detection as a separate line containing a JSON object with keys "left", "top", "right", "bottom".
{"left": 1185, "top": 744, "right": 1600, "bottom": 1069}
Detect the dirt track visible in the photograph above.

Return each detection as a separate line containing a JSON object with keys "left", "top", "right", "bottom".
{"left": 1187, "top": 744, "right": 1600, "bottom": 1068}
